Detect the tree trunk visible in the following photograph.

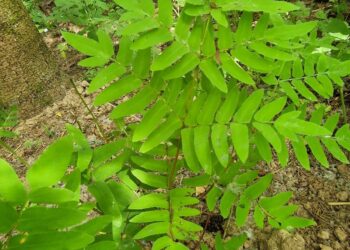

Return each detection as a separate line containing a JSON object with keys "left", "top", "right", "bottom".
{"left": 0, "top": 0, "right": 67, "bottom": 118}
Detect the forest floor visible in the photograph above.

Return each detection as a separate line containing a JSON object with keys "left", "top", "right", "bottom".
{"left": 1, "top": 2, "right": 350, "bottom": 249}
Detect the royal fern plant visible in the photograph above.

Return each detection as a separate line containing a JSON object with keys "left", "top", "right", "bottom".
{"left": 1, "top": 0, "right": 350, "bottom": 249}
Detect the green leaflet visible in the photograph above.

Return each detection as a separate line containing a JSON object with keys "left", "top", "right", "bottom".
{"left": 217, "top": 25, "right": 233, "bottom": 51}
{"left": 336, "top": 124, "right": 350, "bottom": 151}
{"left": 163, "top": 53, "right": 200, "bottom": 80}
{"left": 93, "top": 153, "right": 129, "bottom": 181}
{"left": 317, "top": 75, "right": 334, "bottom": 97}
{"left": 66, "top": 124, "right": 92, "bottom": 172}
{"left": 292, "top": 79, "right": 317, "bottom": 101}
{"left": 133, "top": 101, "right": 170, "bottom": 142}
{"left": 199, "top": 59, "right": 227, "bottom": 93}
{"left": 131, "top": 156, "right": 169, "bottom": 172}
{"left": 139, "top": 116, "right": 182, "bottom": 153}
{"left": 197, "top": 89, "right": 222, "bottom": 125}
{"left": 151, "top": 41, "right": 189, "bottom": 71}
{"left": 139, "top": 0, "right": 155, "bottom": 15}
{"left": 250, "top": 42, "right": 296, "bottom": 61}
{"left": 110, "top": 75, "right": 163, "bottom": 119}
{"left": 274, "top": 111, "right": 332, "bottom": 137}
{"left": 174, "top": 218, "right": 202, "bottom": 233}
{"left": 181, "top": 128, "right": 201, "bottom": 173}
{"left": 317, "top": 54, "right": 329, "bottom": 73}
{"left": 280, "top": 82, "right": 300, "bottom": 106}
{"left": 188, "top": 18, "right": 204, "bottom": 51}
{"left": 158, "top": 0, "right": 173, "bottom": 27}
{"left": 92, "top": 140, "right": 125, "bottom": 166}
{"left": 8, "top": 231, "right": 94, "bottom": 250}
{"left": 186, "top": 0, "right": 205, "bottom": 5}
{"left": 96, "top": 30, "right": 114, "bottom": 58}
{"left": 292, "top": 58, "right": 303, "bottom": 78}
{"left": 28, "top": 187, "right": 78, "bottom": 204}
{"left": 234, "top": 89, "right": 264, "bottom": 123}
{"left": 235, "top": 171, "right": 258, "bottom": 185}
{"left": 78, "top": 56, "right": 109, "bottom": 68}
{"left": 122, "top": 17, "right": 159, "bottom": 36}
{"left": 305, "top": 136, "right": 329, "bottom": 168}
{"left": 130, "top": 210, "right": 169, "bottom": 223}
{"left": 133, "top": 48, "right": 152, "bottom": 79}
{"left": 235, "top": 197, "right": 251, "bottom": 227}
{"left": 116, "top": 36, "right": 133, "bottom": 66}
{"left": 129, "top": 193, "right": 168, "bottom": 210}
{"left": 211, "top": 124, "right": 229, "bottom": 167}
{"left": 194, "top": 126, "right": 212, "bottom": 174}
{"left": 220, "top": 53, "right": 255, "bottom": 85}
{"left": 202, "top": 20, "right": 216, "bottom": 57}
{"left": 18, "top": 207, "right": 86, "bottom": 232}
{"left": 255, "top": 132, "right": 272, "bottom": 162}
{"left": 253, "top": 13, "right": 269, "bottom": 38}
{"left": 133, "top": 222, "right": 170, "bottom": 239}
{"left": 27, "top": 136, "right": 73, "bottom": 190}
{"left": 218, "top": 0, "right": 299, "bottom": 13}
{"left": 215, "top": 86, "right": 240, "bottom": 124}
{"left": 235, "top": 12, "right": 253, "bottom": 43}
{"left": 219, "top": 189, "right": 237, "bottom": 218}
{"left": 62, "top": 31, "right": 112, "bottom": 60}
{"left": 182, "top": 175, "right": 211, "bottom": 187}
{"left": 234, "top": 46, "right": 275, "bottom": 73}
{"left": 114, "top": 0, "right": 141, "bottom": 12}
{"left": 304, "top": 77, "right": 329, "bottom": 98}
{"left": 0, "top": 159, "right": 27, "bottom": 203}
{"left": 88, "top": 182, "right": 116, "bottom": 214}
{"left": 175, "top": 12, "right": 193, "bottom": 41}
{"left": 253, "top": 122, "right": 282, "bottom": 153}
{"left": 88, "top": 63, "right": 126, "bottom": 93}
{"left": 131, "top": 169, "right": 167, "bottom": 189}
{"left": 321, "top": 138, "right": 349, "bottom": 163}
{"left": 291, "top": 136, "right": 310, "bottom": 170}
{"left": 211, "top": 9, "right": 228, "bottom": 27}
{"left": 253, "top": 206, "right": 265, "bottom": 229}
{"left": 175, "top": 207, "right": 201, "bottom": 217}
{"left": 243, "top": 174, "right": 273, "bottom": 200}
{"left": 86, "top": 241, "right": 117, "bottom": 250}
{"left": 264, "top": 21, "right": 318, "bottom": 40}
{"left": 0, "top": 202, "right": 18, "bottom": 233}
{"left": 153, "top": 236, "right": 173, "bottom": 250}
{"left": 206, "top": 186, "right": 222, "bottom": 211}
{"left": 281, "top": 217, "right": 316, "bottom": 229}
{"left": 185, "top": 92, "right": 207, "bottom": 126}
{"left": 185, "top": 4, "right": 211, "bottom": 16}
{"left": 94, "top": 75, "right": 142, "bottom": 106}
{"left": 259, "top": 192, "right": 292, "bottom": 210}
{"left": 230, "top": 123, "right": 249, "bottom": 163}
{"left": 131, "top": 28, "right": 173, "bottom": 50}
{"left": 304, "top": 56, "right": 316, "bottom": 76}
{"left": 254, "top": 97, "right": 287, "bottom": 122}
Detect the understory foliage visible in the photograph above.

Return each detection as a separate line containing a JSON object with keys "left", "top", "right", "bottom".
{"left": 1, "top": 0, "right": 350, "bottom": 249}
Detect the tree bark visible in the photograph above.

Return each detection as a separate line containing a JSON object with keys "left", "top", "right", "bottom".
{"left": 0, "top": 0, "right": 67, "bottom": 118}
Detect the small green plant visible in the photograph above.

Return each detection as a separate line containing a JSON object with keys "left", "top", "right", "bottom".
{"left": 2, "top": 0, "right": 350, "bottom": 249}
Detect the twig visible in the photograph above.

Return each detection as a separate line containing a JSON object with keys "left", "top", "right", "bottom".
{"left": 328, "top": 202, "right": 350, "bottom": 206}
{"left": 69, "top": 79, "right": 109, "bottom": 142}
{"left": 340, "top": 87, "right": 348, "bottom": 123}
{"left": 0, "top": 141, "right": 29, "bottom": 167}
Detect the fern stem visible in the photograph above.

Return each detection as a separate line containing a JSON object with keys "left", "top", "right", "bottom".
{"left": 0, "top": 141, "right": 29, "bottom": 167}
{"left": 340, "top": 87, "right": 347, "bottom": 123}
{"left": 167, "top": 140, "right": 181, "bottom": 240}
{"left": 223, "top": 206, "right": 234, "bottom": 238}
{"left": 70, "top": 79, "right": 109, "bottom": 142}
